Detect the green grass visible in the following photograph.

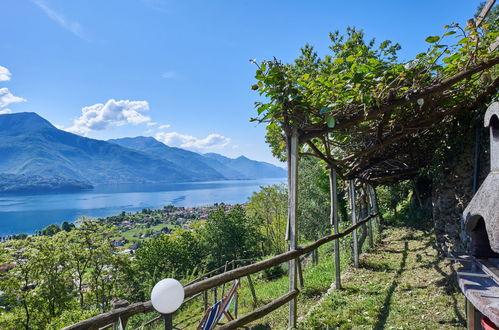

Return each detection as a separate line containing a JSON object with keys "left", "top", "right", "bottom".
{"left": 302, "top": 223, "right": 465, "bottom": 329}
{"left": 116, "top": 223, "right": 173, "bottom": 247}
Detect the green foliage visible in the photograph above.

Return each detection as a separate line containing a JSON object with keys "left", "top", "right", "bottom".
{"left": 200, "top": 205, "right": 262, "bottom": 267}
{"left": 246, "top": 184, "right": 288, "bottom": 254}
{"left": 135, "top": 228, "right": 204, "bottom": 289}
{"left": 376, "top": 181, "right": 412, "bottom": 216}
{"left": 38, "top": 223, "right": 62, "bottom": 236}
{"left": 61, "top": 221, "right": 75, "bottom": 232}
{"left": 297, "top": 156, "right": 331, "bottom": 241}
{"left": 0, "top": 218, "right": 120, "bottom": 328}
{"left": 250, "top": 21, "right": 498, "bottom": 180}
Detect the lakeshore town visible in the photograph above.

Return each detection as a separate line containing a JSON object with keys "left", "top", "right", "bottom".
{"left": 107, "top": 203, "right": 237, "bottom": 253}
{"left": 0, "top": 203, "right": 237, "bottom": 252}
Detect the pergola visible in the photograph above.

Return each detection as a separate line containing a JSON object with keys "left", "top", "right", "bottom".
{"left": 272, "top": 3, "right": 499, "bottom": 327}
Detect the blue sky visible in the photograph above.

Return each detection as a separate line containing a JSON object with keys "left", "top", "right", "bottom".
{"left": 0, "top": 0, "right": 481, "bottom": 165}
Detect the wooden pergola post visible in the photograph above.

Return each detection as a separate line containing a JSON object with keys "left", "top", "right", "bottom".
{"left": 349, "top": 180, "right": 359, "bottom": 268}
{"left": 330, "top": 169, "right": 341, "bottom": 289}
{"left": 286, "top": 128, "right": 299, "bottom": 329}
{"left": 367, "top": 185, "right": 374, "bottom": 248}
{"left": 370, "top": 186, "right": 382, "bottom": 234}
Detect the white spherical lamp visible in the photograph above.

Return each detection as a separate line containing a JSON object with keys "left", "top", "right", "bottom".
{"left": 151, "top": 278, "right": 184, "bottom": 314}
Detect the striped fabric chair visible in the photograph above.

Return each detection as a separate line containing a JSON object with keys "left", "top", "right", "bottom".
{"left": 198, "top": 279, "right": 240, "bottom": 330}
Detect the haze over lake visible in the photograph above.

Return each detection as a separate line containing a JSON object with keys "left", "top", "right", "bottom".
{"left": 0, "top": 178, "right": 285, "bottom": 236}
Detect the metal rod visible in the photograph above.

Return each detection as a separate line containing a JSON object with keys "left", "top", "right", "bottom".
{"left": 457, "top": 271, "right": 491, "bottom": 278}
{"left": 163, "top": 313, "right": 172, "bottom": 330}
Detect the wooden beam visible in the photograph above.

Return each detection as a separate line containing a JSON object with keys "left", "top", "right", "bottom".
{"left": 475, "top": 0, "right": 496, "bottom": 27}
{"left": 490, "top": 36, "right": 499, "bottom": 52}
{"left": 299, "top": 56, "right": 499, "bottom": 143}
{"left": 217, "top": 290, "right": 299, "bottom": 330}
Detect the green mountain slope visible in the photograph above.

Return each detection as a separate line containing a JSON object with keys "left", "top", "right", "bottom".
{"left": 0, "top": 113, "right": 201, "bottom": 185}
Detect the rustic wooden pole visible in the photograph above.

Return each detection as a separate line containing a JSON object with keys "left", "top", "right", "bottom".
{"left": 217, "top": 290, "right": 299, "bottom": 330}
{"left": 221, "top": 261, "right": 229, "bottom": 296}
{"left": 372, "top": 186, "right": 382, "bottom": 234}
{"left": 349, "top": 180, "right": 359, "bottom": 268}
{"left": 330, "top": 169, "right": 341, "bottom": 289}
{"left": 287, "top": 129, "right": 299, "bottom": 329}
{"left": 366, "top": 186, "right": 374, "bottom": 249}
{"left": 297, "top": 258, "right": 304, "bottom": 288}
{"left": 246, "top": 275, "right": 257, "bottom": 308}
{"left": 203, "top": 288, "right": 208, "bottom": 312}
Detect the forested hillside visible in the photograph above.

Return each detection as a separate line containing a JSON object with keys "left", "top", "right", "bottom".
{"left": 0, "top": 113, "right": 285, "bottom": 192}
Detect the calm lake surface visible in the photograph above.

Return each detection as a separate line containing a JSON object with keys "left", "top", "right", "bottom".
{"left": 0, "top": 178, "right": 286, "bottom": 236}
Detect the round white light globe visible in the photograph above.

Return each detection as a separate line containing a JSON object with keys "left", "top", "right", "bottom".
{"left": 151, "top": 278, "right": 184, "bottom": 314}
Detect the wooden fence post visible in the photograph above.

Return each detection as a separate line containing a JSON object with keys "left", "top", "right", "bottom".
{"left": 203, "top": 288, "right": 208, "bottom": 312}
{"left": 286, "top": 129, "right": 299, "bottom": 329}
{"left": 371, "top": 186, "right": 382, "bottom": 234}
{"left": 349, "top": 180, "right": 359, "bottom": 268}
{"left": 246, "top": 275, "right": 257, "bottom": 308}
{"left": 297, "top": 258, "right": 304, "bottom": 288}
{"left": 221, "top": 261, "right": 229, "bottom": 296}
{"left": 330, "top": 169, "right": 341, "bottom": 289}
{"left": 366, "top": 185, "right": 374, "bottom": 248}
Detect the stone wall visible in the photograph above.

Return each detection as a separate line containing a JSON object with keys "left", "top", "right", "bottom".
{"left": 431, "top": 129, "right": 490, "bottom": 255}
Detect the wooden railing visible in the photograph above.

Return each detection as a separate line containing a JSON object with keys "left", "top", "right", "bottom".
{"left": 63, "top": 213, "right": 378, "bottom": 330}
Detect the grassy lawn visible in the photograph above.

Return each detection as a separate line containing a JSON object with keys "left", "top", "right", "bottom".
{"left": 117, "top": 223, "right": 173, "bottom": 247}
{"left": 302, "top": 223, "right": 466, "bottom": 329}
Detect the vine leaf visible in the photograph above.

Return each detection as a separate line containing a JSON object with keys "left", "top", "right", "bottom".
{"left": 425, "top": 36, "right": 440, "bottom": 43}
{"left": 326, "top": 116, "right": 336, "bottom": 128}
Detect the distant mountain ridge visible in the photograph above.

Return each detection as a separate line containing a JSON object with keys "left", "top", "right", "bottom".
{"left": 108, "top": 136, "right": 286, "bottom": 180}
{"left": 0, "top": 112, "right": 285, "bottom": 192}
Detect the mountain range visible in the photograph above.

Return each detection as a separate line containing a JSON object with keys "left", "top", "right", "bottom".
{"left": 0, "top": 112, "right": 286, "bottom": 193}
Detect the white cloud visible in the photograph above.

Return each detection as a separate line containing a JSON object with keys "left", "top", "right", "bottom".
{"left": 0, "top": 65, "right": 11, "bottom": 81}
{"left": 161, "top": 72, "right": 176, "bottom": 79}
{"left": 0, "top": 88, "right": 26, "bottom": 108}
{"left": 67, "top": 99, "right": 151, "bottom": 135}
{"left": 32, "top": 0, "right": 88, "bottom": 40}
{"left": 146, "top": 121, "right": 158, "bottom": 126}
{"left": 155, "top": 132, "right": 230, "bottom": 152}
{"left": 0, "top": 108, "right": 13, "bottom": 115}
{"left": 158, "top": 124, "right": 171, "bottom": 130}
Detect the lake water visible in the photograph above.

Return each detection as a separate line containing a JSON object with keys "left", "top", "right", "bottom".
{"left": 0, "top": 178, "right": 286, "bottom": 236}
